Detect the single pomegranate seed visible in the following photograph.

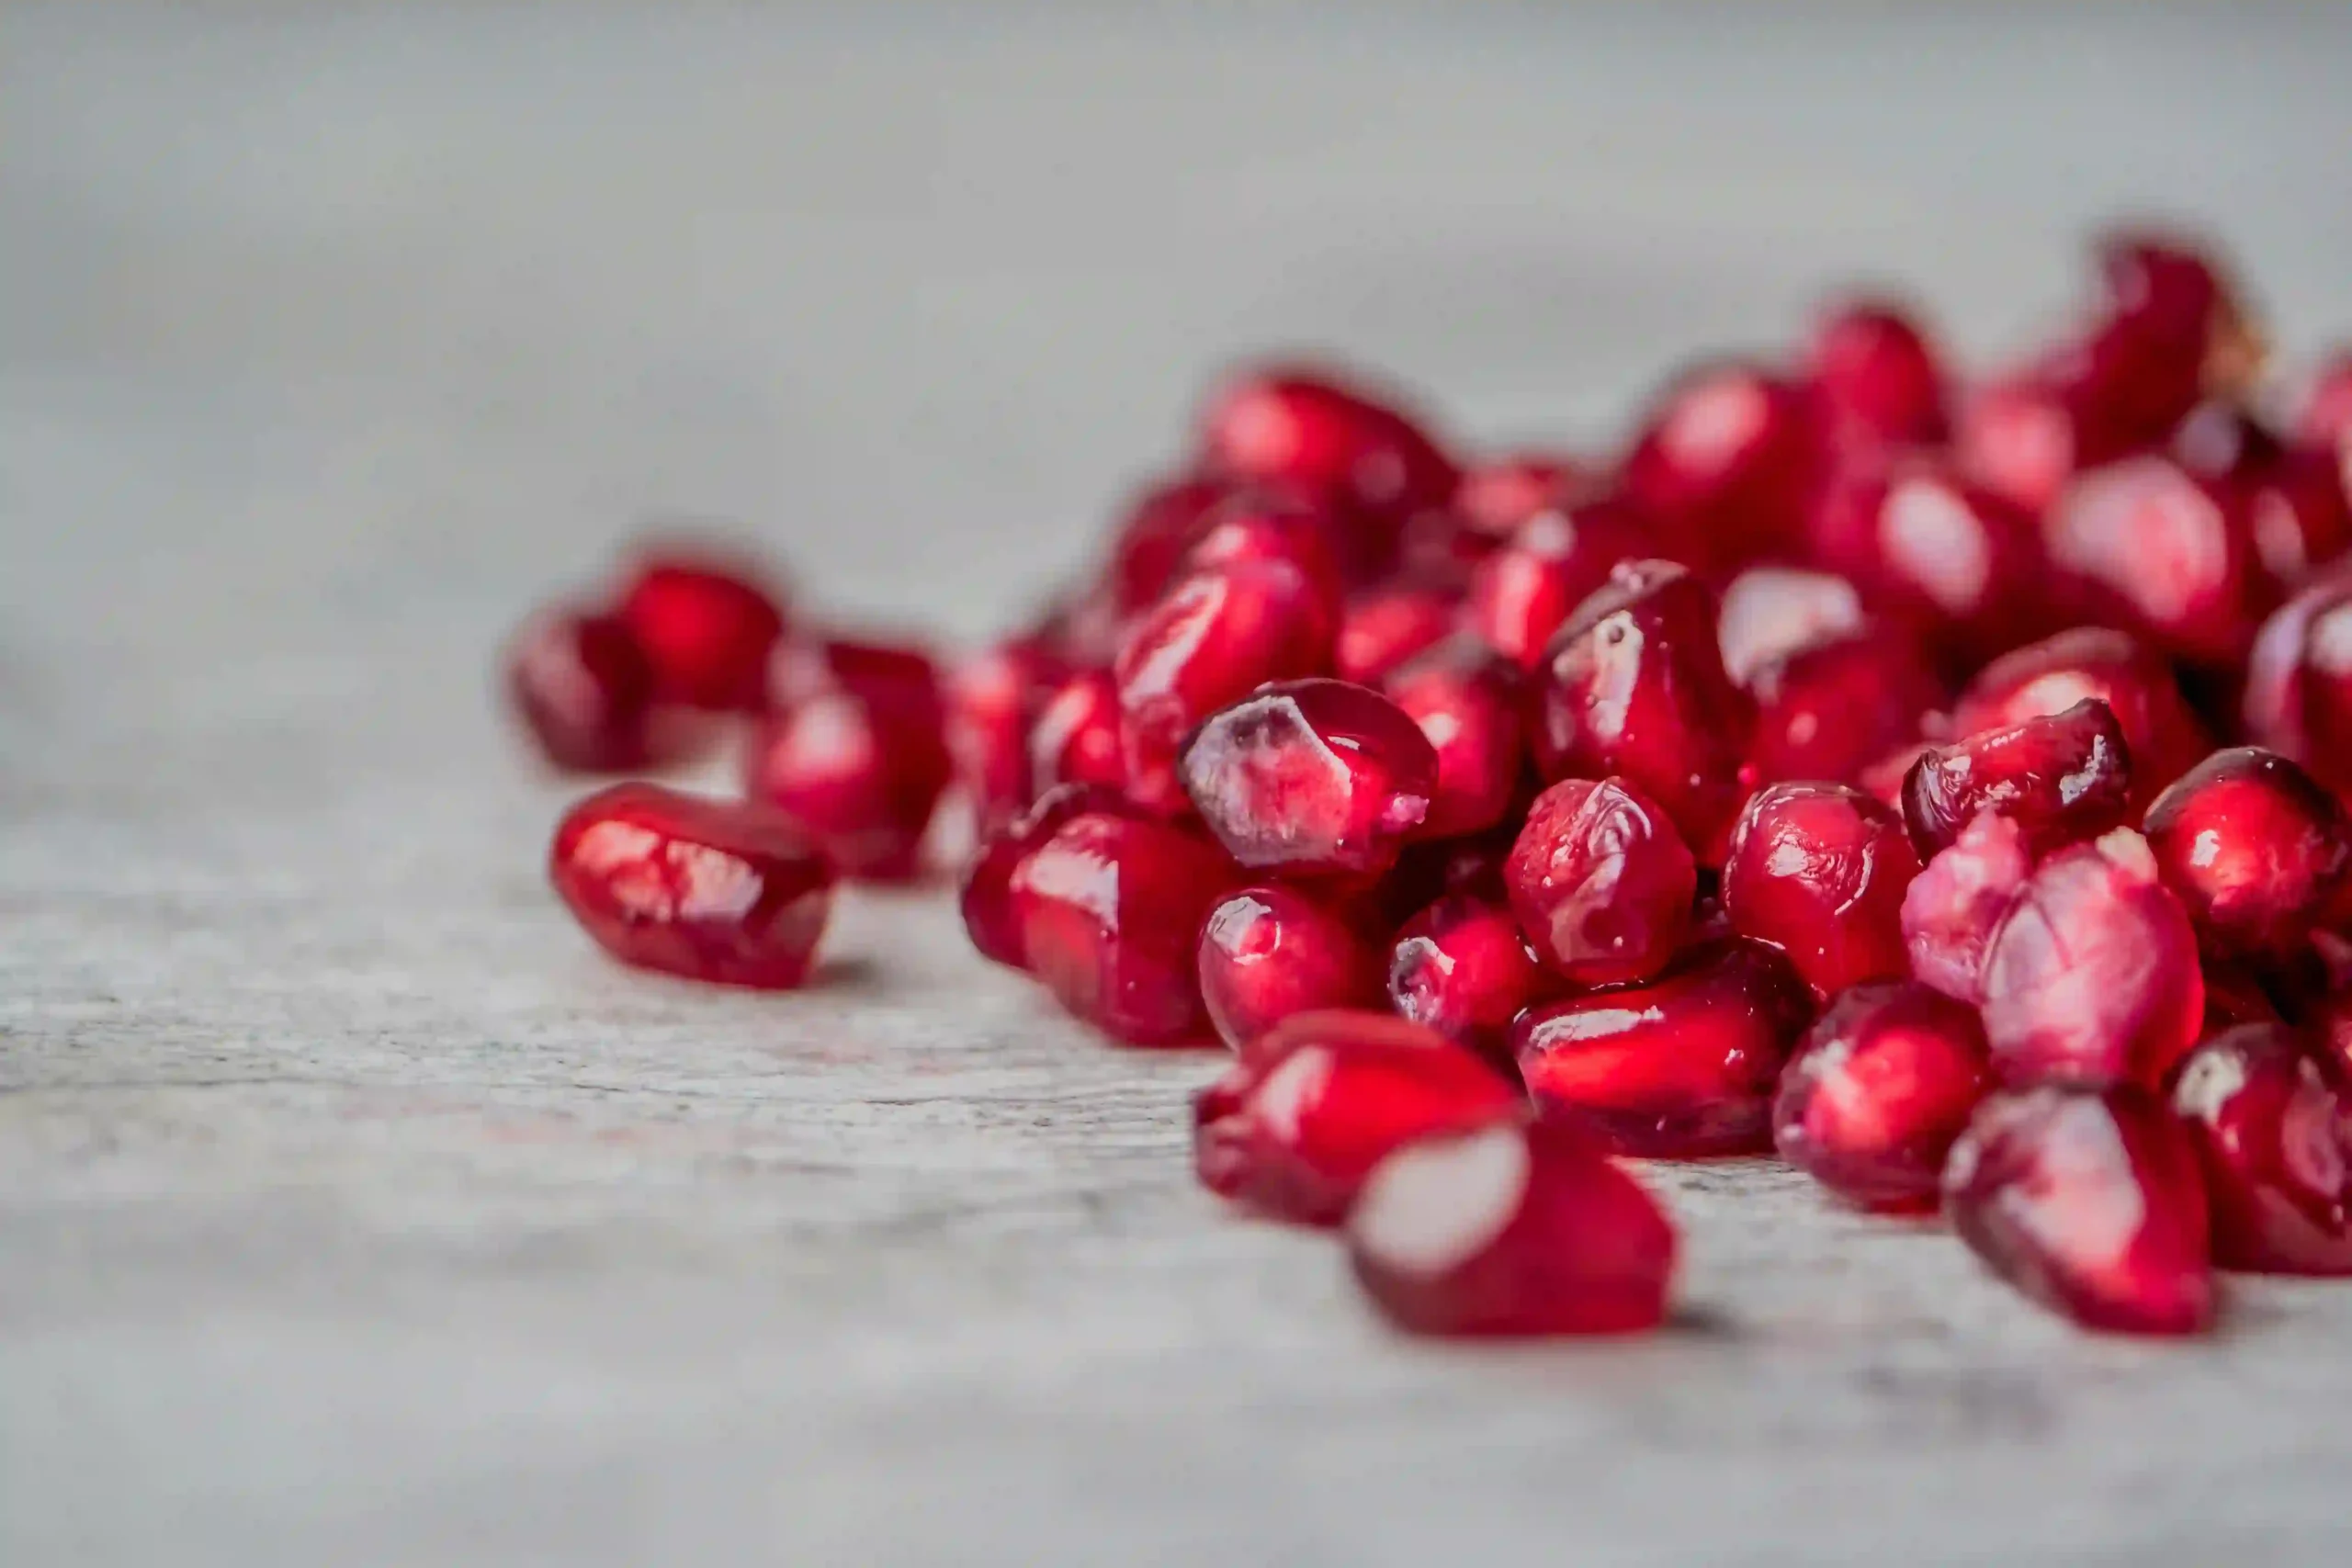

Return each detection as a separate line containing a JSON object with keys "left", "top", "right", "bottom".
{"left": 1902, "top": 811, "right": 2033, "bottom": 1003}
{"left": 614, "top": 547, "right": 787, "bottom": 712}
{"left": 2171, "top": 1022, "right": 2352, "bottom": 1275}
{"left": 1773, "top": 980, "right": 1992, "bottom": 1212}
{"left": 1026, "top": 667, "right": 1127, "bottom": 796}
{"left": 1530, "top": 559, "right": 1755, "bottom": 863}
{"left": 1806, "top": 295, "right": 1950, "bottom": 448}
{"left": 1953, "top": 626, "right": 2209, "bottom": 807}
{"left": 1180, "top": 489, "right": 1347, "bottom": 609}
{"left": 2169, "top": 398, "right": 2282, "bottom": 490}
{"left": 1859, "top": 739, "right": 1934, "bottom": 808}
{"left": 958, "top": 783, "right": 1126, "bottom": 971}
{"left": 1808, "top": 462, "right": 2053, "bottom": 664}
{"left": 1380, "top": 638, "right": 1524, "bottom": 839}
{"left": 1193, "top": 1011, "right": 1521, "bottom": 1224}
{"left": 1197, "top": 886, "right": 1384, "bottom": 1052}
{"left": 1623, "top": 361, "right": 1819, "bottom": 568}
{"left": 1337, "top": 584, "right": 1458, "bottom": 685}
{"left": 1506, "top": 776, "right": 1696, "bottom": 988}
{"left": 1346, "top": 1121, "right": 1677, "bottom": 1337}
{"left": 2245, "top": 444, "right": 2352, "bottom": 587}
{"left": 504, "top": 605, "right": 691, "bottom": 773}
{"left": 1722, "top": 782, "right": 1921, "bottom": 1000}
{"left": 548, "top": 784, "right": 834, "bottom": 989}
{"left": 2244, "top": 566, "right": 2352, "bottom": 789}
{"left": 2143, "top": 747, "right": 2351, "bottom": 962}
{"left": 2299, "top": 351, "right": 2352, "bottom": 454}
{"left": 1714, "top": 566, "right": 1864, "bottom": 686}
{"left": 944, "top": 635, "right": 1069, "bottom": 836}
{"left": 2089, "top": 228, "right": 2259, "bottom": 411}
{"left": 1745, "top": 628, "right": 1942, "bottom": 789}
{"left": 1453, "top": 453, "right": 1595, "bottom": 539}
{"left": 1463, "top": 496, "right": 1651, "bottom": 668}
{"left": 1514, "top": 938, "right": 1815, "bottom": 1157}
{"left": 1100, "top": 471, "right": 1231, "bottom": 617}
{"left": 743, "top": 638, "right": 952, "bottom": 883}
{"left": 1178, "top": 679, "right": 1437, "bottom": 876}
{"left": 1114, "top": 560, "right": 1338, "bottom": 814}
{"left": 1978, "top": 829, "right": 2206, "bottom": 1089}
{"left": 1900, "top": 697, "right": 2133, "bottom": 861}
{"left": 1009, "top": 809, "right": 1236, "bottom": 1045}
{"left": 1955, "top": 367, "right": 2117, "bottom": 517}
{"left": 1943, "top": 1084, "right": 2215, "bottom": 1336}
{"left": 1388, "top": 894, "right": 1551, "bottom": 1064}
{"left": 2044, "top": 455, "right": 2269, "bottom": 665}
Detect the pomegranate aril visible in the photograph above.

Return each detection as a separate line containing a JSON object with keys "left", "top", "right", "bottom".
{"left": 1197, "top": 886, "right": 1384, "bottom": 1053}
{"left": 1027, "top": 667, "right": 1127, "bottom": 796}
{"left": 2143, "top": 747, "right": 2350, "bottom": 963}
{"left": 1805, "top": 296, "right": 1950, "bottom": 448}
{"left": 1722, "top": 781, "right": 1921, "bottom": 1001}
{"left": 1714, "top": 566, "right": 1864, "bottom": 687}
{"left": 1453, "top": 453, "right": 1594, "bottom": 539}
{"left": 505, "top": 605, "right": 690, "bottom": 774}
{"left": 959, "top": 783, "right": 1126, "bottom": 972}
{"left": 1464, "top": 496, "right": 1652, "bottom": 669}
{"left": 2044, "top": 455, "right": 2270, "bottom": 665}
{"left": 614, "top": 547, "right": 787, "bottom": 712}
{"left": 1953, "top": 626, "right": 2209, "bottom": 808}
{"left": 1180, "top": 489, "right": 1347, "bottom": 608}
{"left": 1506, "top": 776, "right": 1695, "bottom": 988}
{"left": 1177, "top": 678, "right": 1437, "bottom": 876}
{"left": 2171, "top": 1023, "right": 2352, "bottom": 1275}
{"left": 1745, "top": 628, "right": 1942, "bottom": 789}
{"left": 1900, "top": 697, "right": 2133, "bottom": 861}
{"left": 2246, "top": 444, "right": 2352, "bottom": 587}
{"left": 1623, "top": 361, "right": 1820, "bottom": 569}
{"left": 945, "top": 635, "right": 1069, "bottom": 836}
{"left": 2088, "top": 228, "right": 2259, "bottom": 412}
{"left": 549, "top": 784, "right": 834, "bottom": 990}
{"left": 1347, "top": 1121, "right": 1677, "bottom": 1337}
{"left": 1955, "top": 367, "right": 2118, "bottom": 517}
{"left": 1380, "top": 638, "right": 1523, "bottom": 839}
{"left": 1100, "top": 471, "right": 1231, "bottom": 618}
{"left": 1808, "top": 462, "right": 2053, "bottom": 664}
{"left": 1978, "top": 829, "right": 2205, "bottom": 1089}
{"left": 1943, "top": 1084, "right": 2215, "bottom": 1336}
{"left": 744, "top": 637, "right": 952, "bottom": 883}
{"left": 1514, "top": 938, "right": 1815, "bottom": 1157}
{"left": 2243, "top": 568, "right": 2352, "bottom": 795}
{"left": 1337, "top": 584, "right": 1458, "bottom": 685}
{"left": 1193, "top": 1010, "right": 1521, "bottom": 1224}
{"left": 1903, "top": 810, "right": 2033, "bottom": 1003}
{"left": 1388, "top": 894, "right": 1551, "bottom": 1064}
{"left": 1773, "top": 980, "right": 1992, "bottom": 1212}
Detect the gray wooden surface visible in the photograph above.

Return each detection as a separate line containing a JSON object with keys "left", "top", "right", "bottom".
{"left": 7, "top": 6, "right": 2352, "bottom": 1563}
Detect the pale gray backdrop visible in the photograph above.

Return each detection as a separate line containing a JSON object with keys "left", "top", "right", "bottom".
{"left": 6, "top": 6, "right": 2352, "bottom": 1564}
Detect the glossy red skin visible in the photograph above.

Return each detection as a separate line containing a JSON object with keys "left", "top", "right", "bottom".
{"left": 1338, "top": 585, "right": 1459, "bottom": 684}
{"left": 1453, "top": 454, "right": 1596, "bottom": 539}
{"left": 1114, "top": 560, "right": 1339, "bottom": 814}
{"left": 1979, "top": 831, "right": 2206, "bottom": 1089}
{"left": 1745, "top": 628, "right": 1941, "bottom": 788}
{"left": 1346, "top": 1121, "right": 1678, "bottom": 1337}
{"left": 614, "top": 550, "right": 787, "bottom": 712}
{"left": 1722, "top": 782, "right": 1921, "bottom": 1001}
{"left": 2171, "top": 1023, "right": 2352, "bottom": 1275}
{"left": 1026, "top": 667, "right": 1127, "bottom": 797}
{"left": 1953, "top": 627, "right": 2210, "bottom": 808}
{"left": 1178, "top": 678, "right": 1437, "bottom": 876}
{"left": 1197, "top": 886, "right": 1385, "bottom": 1053}
{"left": 1513, "top": 938, "right": 1815, "bottom": 1157}
{"left": 1902, "top": 811, "right": 2032, "bottom": 1004}
{"left": 2143, "top": 748, "right": 2349, "bottom": 961}
{"left": 1806, "top": 297, "right": 1950, "bottom": 448}
{"left": 1193, "top": 1012, "right": 1521, "bottom": 1224}
{"left": 2245, "top": 445, "right": 2352, "bottom": 588}
{"left": 958, "top": 784, "right": 1127, "bottom": 971}
{"left": 2044, "top": 455, "right": 2270, "bottom": 666}
{"left": 1388, "top": 895, "right": 1552, "bottom": 1066}
{"left": 1181, "top": 491, "right": 1348, "bottom": 612}
{"left": 945, "top": 636, "right": 1070, "bottom": 836}
{"left": 549, "top": 784, "right": 834, "bottom": 989}
{"left": 1530, "top": 559, "right": 1755, "bottom": 863}
{"left": 1506, "top": 777, "right": 1696, "bottom": 988}
{"left": 1100, "top": 471, "right": 1233, "bottom": 617}
{"left": 1901, "top": 697, "right": 2133, "bottom": 862}
{"left": 2288, "top": 593, "right": 2352, "bottom": 799}
{"left": 1954, "top": 366, "right": 2131, "bottom": 518}
{"left": 1381, "top": 638, "right": 1525, "bottom": 839}
{"left": 505, "top": 605, "right": 691, "bottom": 773}
{"left": 2086, "top": 230, "right": 2253, "bottom": 425}
{"left": 1807, "top": 463, "right": 2053, "bottom": 666}
{"left": 744, "top": 638, "right": 952, "bottom": 883}
{"left": 1943, "top": 1085, "right": 2215, "bottom": 1336}
{"left": 1009, "top": 809, "right": 1236, "bottom": 1045}
{"left": 1622, "top": 361, "right": 1821, "bottom": 570}
{"left": 2243, "top": 566, "right": 2352, "bottom": 785}
{"left": 1464, "top": 496, "right": 1653, "bottom": 669}
{"left": 1773, "top": 980, "right": 1993, "bottom": 1212}
{"left": 1714, "top": 567, "right": 1864, "bottom": 687}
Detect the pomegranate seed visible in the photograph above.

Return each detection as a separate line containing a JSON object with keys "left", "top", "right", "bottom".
{"left": 1453, "top": 454, "right": 1594, "bottom": 539}
{"left": 1978, "top": 829, "right": 2206, "bottom": 1089}
{"left": 1955, "top": 367, "right": 2117, "bottom": 517}
{"left": 2143, "top": 747, "right": 2351, "bottom": 962}
{"left": 1010, "top": 808, "right": 1236, "bottom": 1045}
{"left": 1177, "top": 678, "right": 1437, "bottom": 876}
{"left": 1380, "top": 638, "right": 1524, "bottom": 839}
{"left": 549, "top": 783, "right": 834, "bottom": 989}
{"left": 1463, "top": 495, "right": 1651, "bottom": 668}
{"left": 1806, "top": 296, "right": 1950, "bottom": 449}
{"left": 1181, "top": 489, "right": 1347, "bottom": 608}
{"left": 2169, "top": 399, "right": 2282, "bottom": 490}
{"left": 2246, "top": 445, "right": 2352, "bottom": 587}
{"left": 1100, "top": 472, "right": 1231, "bottom": 618}
{"left": 614, "top": 547, "right": 786, "bottom": 712}
{"left": 1953, "top": 626, "right": 2210, "bottom": 807}
{"left": 1623, "top": 361, "right": 1820, "bottom": 568}
{"left": 1506, "top": 776, "right": 1696, "bottom": 988}
{"left": 2044, "top": 455, "right": 2269, "bottom": 665}
{"left": 1197, "top": 886, "right": 1384, "bottom": 1052}
{"left": 2245, "top": 569, "right": 2352, "bottom": 795}
{"left": 945, "top": 636, "right": 1069, "bottom": 836}
{"left": 1193, "top": 1010, "right": 1521, "bottom": 1224}
{"left": 1388, "top": 894, "right": 1551, "bottom": 1063}
{"left": 1773, "top": 980, "right": 1992, "bottom": 1212}
{"left": 1371, "top": 827, "right": 1517, "bottom": 930}
{"left": 1722, "top": 781, "right": 1921, "bottom": 1000}
{"left": 1514, "top": 938, "right": 1815, "bottom": 1157}
{"left": 958, "top": 783, "right": 1125, "bottom": 971}
{"left": 1347, "top": 1121, "right": 1677, "bottom": 1337}
{"left": 2089, "top": 228, "right": 2259, "bottom": 411}
{"left": 1860, "top": 739, "right": 1934, "bottom": 808}
{"left": 1530, "top": 559, "right": 1755, "bottom": 863}
{"left": 1809, "top": 462, "right": 2053, "bottom": 664}
{"left": 743, "top": 637, "right": 952, "bottom": 883}
{"left": 1943, "top": 1084, "right": 2215, "bottom": 1336}
{"left": 1337, "top": 584, "right": 1458, "bottom": 685}
{"left": 1902, "top": 810, "right": 2033, "bottom": 1003}
{"left": 2171, "top": 1022, "right": 2352, "bottom": 1275}
{"left": 1714, "top": 566, "right": 1864, "bottom": 686}
{"left": 1900, "top": 697, "right": 2133, "bottom": 861}
{"left": 1027, "top": 667, "right": 1127, "bottom": 796}
{"left": 505, "top": 605, "right": 691, "bottom": 773}
{"left": 1745, "top": 628, "right": 1942, "bottom": 789}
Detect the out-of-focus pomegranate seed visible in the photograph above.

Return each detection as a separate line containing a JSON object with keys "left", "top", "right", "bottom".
{"left": 1380, "top": 638, "right": 1525, "bottom": 839}
{"left": 2244, "top": 567, "right": 2352, "bottom": 795}
{"left": 1722, "top": 781, "right": 1921, "bottom": 1000}
{"left": 1464, "top": 495, "right": 1654, "bottom": 669}
{"left": 1809, "top": 461, "right": 2054, "bottom": 664}
{"left": 1714, "top": 567, "right": 1865, "bottom": 686}
{"left": 1773, "top": 980, "right": 1992, "bottom": 1212}
{"left": 1026, "top": 667, "right": 1128, "bottom": 797}
{"left": 1337, "top": 584, "right": 1459, "bottom": 684}
{"left": 1453, "top": 453, "right": 1595, "bottom": 540}
{"left": 1098, "top": 471, "right": 1233, "bottom": 619}
{"left": 614, "top": 547, "right": 787, "bottom": 712}
{"left": 1623, "top": 361, "right": 1820, "bottom": 570}
{"left": 1197, "top": 886, "right": 1385, "bottom": 1053}
{"left": 945, "top": 635, "right": 1070, "bottom": 835}
{"left": 1506, "top": 776, "right": 1696, "bottom": 989}
{"left": 505, "top": 605, "right": 696, "bottom": 774}
{"left": 1806, "top": 295, "right": 1951, "bottom": 449}
{"left": 1745, "top": 628, "right": 1943, "bottom": 788}
{"left": 2043, "top": 455, "right": 2271, "bottom": 666}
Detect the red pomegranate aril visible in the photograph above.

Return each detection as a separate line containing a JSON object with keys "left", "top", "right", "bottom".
{"left": 1514, "top": 938, "right": 1815, "bottom": 1157}
{"left": 958, "top": 783, "right": 1127, "bottom": 971}
{"left": 1806, "top": 296, "right": 1950, "bottom": 448}
{"left": 614, "top": 547, "right": 787, "bottom": 712}
{"left": 1623, "top": 361, "right": 1820, "bottom": 568}
{"left": 1722, "top": 781, "right": 1921, "bottom": 1000}
{"left": 1901, "top": 697, "right": 2133, "bottom": 862}
{"left": 2169, "top": 399, "right": 2282, "bottom": 491}
{"left": 1101, "top": 471, "right": 1231, "bottom": 617}
{"left": 2244, "top": 566, "right": 2352, "bottom": 781}
{"left": 1464, "top": 496, "right": 1652, "bottom": 669}
{"left": 1453, "top": 454, "right": 1595, "bottom": 539}
{"left": 1506, "top": 776, "right": 1695, "bottom": 988}
{"left": 1903, "top": 810, "right": 2033, "bottom": 1003}
{"left": 1953, "top": 626, "right": 2209, "bottom": 807}
{"left": 744, "top": 638, "right": 952, "bottom": 883}
{"left": 2300, "top": 351, "right": 2352, "bottom": 451}
{"left": 1388, "top": 894, "right": 1551, "bottom": 1063}
{"left": 1860, "top": 739, "right": 1935, "bottom": 808}
{"left": 1773, "top": 980, "right": 1992, "bottom": 1212}
{"left": 1197, "top": 886, "right": 1385, "bottom": 1052}
{"left": 1338, "top": 584, "right": 1458, "bottom": 685}
{"left": 1943, "top": 1084, "right": 2215, "bottom": 1336}
{"left": 1381, "top": 638, "right": 1524, "bottom": 839}
{"left": 505, "top": 605, "right": 691, "bottom": 774}
{"left": 1181, "top": 489, "right": 1347, "bottom": 608}
{"left": 1809, "top": 463, "right": 2052, "bottom": 664}
{"left": 2247, "top": 444, "right": 2352, "bottom": 587}
{"left": 1347, "top": 1121, "right": 1677, "bottom": 1337}
{"left": 1193, "top": 1010, "right": 1521, "bottom": 1224}
{"left": 2044, "top": 455, "right": 2270, "bottom": 665}
{"left": 549, "top": 783, "right": 834, "bottom": 989}
{"left": 1746, "top": 628, "right": 1942, "bottom": 788}
{"left": 2171, "top": 1022, "right": 2352, "bottom": 1275}
{"left": 1714, "top": 566, "right": 1865, "bottom": 686}
{"left": 1177, "top": 678, "right": 1437, "bottom": 876}
{"left": 1027, "top": 667, "right": 1127, "bottom": 796}
{"left": 2143, "top": 747, "right": 2351, "bottom": 962}
{"left": 1978, "top": 829, "right": 2206, "bottom": 1089}
{"left": 945, "top": 635, "right": 1069, "bottom": 835}
{"left": 1531, "top": 558, "right": 1755, "bottom": 863}
{"left": 2091, "top": 228, "right": 2258, "bottom": 409}
{"left": 1956, "top": 368, "right": 2105, "bottom": 517}
{"left": 1010, "top": 809, "right": 1236, "bottom": 1045}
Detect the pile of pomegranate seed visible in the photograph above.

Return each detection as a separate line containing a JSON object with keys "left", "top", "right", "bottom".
{"left": 512, "top": 227, "right": 2352, "bottom": 1341}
